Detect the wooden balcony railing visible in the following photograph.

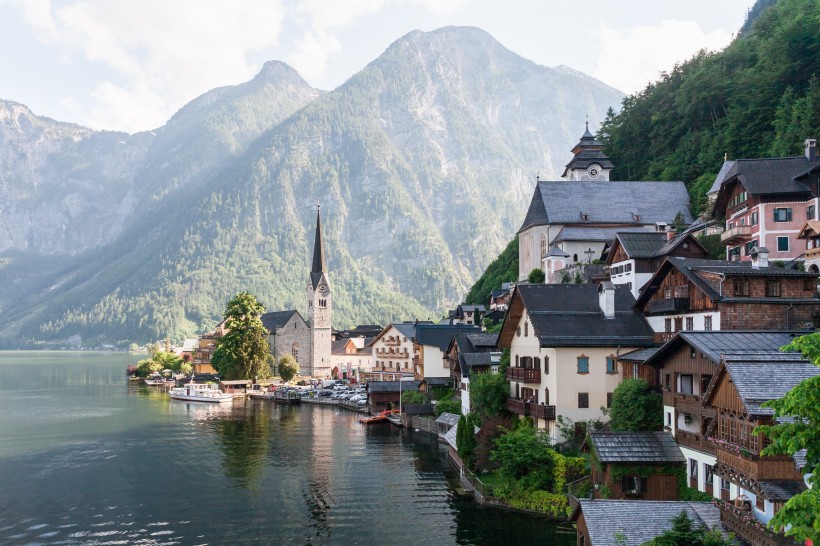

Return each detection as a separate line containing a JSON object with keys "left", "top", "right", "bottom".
{"left": 506, "top": 398, "right": 555, "bottom": 421}
{"left": 648, "top": 297, "right": 690, "bottom": 313}
{"left": 720, "top": 225, "right": 753, "bottom": 244}
{"left": 718, "top": 501, "right": 799, "bottom": 546}
{"left": 653, "top": 332, "right": 676, "bottom": 344}
{"left": 716, "top": 448, "right": 803, "bottom": 481}
{"left": 674, "top": 393, "right": 702, "bottom": 415}
{"left": 506, "top": 367, "right": 541, "bottom": 383}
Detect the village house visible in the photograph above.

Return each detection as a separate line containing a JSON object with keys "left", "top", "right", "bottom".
{"left": 571, "top": 499, "right": 724, "bottom": 546}
{"left": 605, "top": 227, "right": 710, "bottom": 299}
{"left": 702, "top": 352, "right": 816, "bottom": 546}
{"left": 365, "top": 322, "right": 426, "bottom": 382}
{"left": 366, "top": 380, "right": 422, "bottom": 412}
{"left": 498, "top": 283, "right": 655, "bottom": 442}
{"left": 446, "top": 304, "right": 485, "bottom": 326}
{"left": 489, "top": 282, "right": 515, "bottom": 311}
{"left": 444, "top": 332, "right": 500, "bottom": 414}
{"left": 261, "top": 310, "right": 312, "bottom": 375}
{"left": 192, "top": 320, "right": 228, "bottom": 374}
{"left": 712, "top": 138, "right": 820, "bottom": 263}
{"left": 518, "top": 125, "right": 692, "bottom": 281}
{"left": 414, "top": 323, "right": 480, "bottom": 391}
{"left": 641, "top": 331, "right": 801, "bottom": 499}
{"left": 634, "top": 252, "right": 820, "bottom": 343}
{"left": 796, "top": 219, "right": 820, "bottom": 273}
{"left": 587, "top": 431, "right": 686, "bottom": 501}
{"left": 330, "top": 336, "right": 373, "bottom": 382}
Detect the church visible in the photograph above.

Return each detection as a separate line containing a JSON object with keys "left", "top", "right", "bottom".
{"left": 261, "top": 206, "right": 332, "bottom": 379}
{"left": 517, "top": 124, "right": 693, "bottom": 280}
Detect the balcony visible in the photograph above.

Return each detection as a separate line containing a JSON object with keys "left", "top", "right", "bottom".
{"left": 653, "top": 332, "right": 676, "bottom": 344}
{"left": 715, "top": 448, "right": 803, "bottom": 481}
{"left": 648, "top": 297, "right": 689, "bottom": 314}
{"left": 807, "top": 246, "right": 820, "bottom": 260}
{"left": 675, "top": 429, "right": 716, "bottom": 455}
{"left": 507, "top": 398, "right": 555, "bottom": 421}
{"left": 506, "top": 367, "right": 541, "bottom": 383}
{"left": 718, "top": 501, "right": 799, "bottom": 546}
{"left": 721, "top": 225, "right": 753, "bottom": 244}
{"left": 674, "top": 393, "right": 702, "bottom": 415}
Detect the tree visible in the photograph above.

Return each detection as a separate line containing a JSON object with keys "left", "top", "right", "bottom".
{"left": 491, "top": 423, "right": 555, "bottom": 491}
{"left": 527, "top": 268, "right": 545, "bottom": 284}
{"left": 753, "top": 332, "right": 820, "bottom": 543}
{"left": 642, "top": 510, "right": 735, "bottom": 545}
{"left": 457, "top": 414, "right": 478, "bottom": 469}
{"left": 211, "top": 292, "right": 273, "bottom": 380}
{"left": 277, "top": 354, "right": 299, "bottom": 383}
{"left": 474, "top": 415, "right": 516, "bottom": 472}
{"left": 609, "top": 379, "right": 663, "bottom": 431}
{"left": 401, "top": 390, "right": 429, "bottom": 405}
{"left": 434, "top": 398, "right": 462, "bottom": 417}
{"left": 469, "top": 370, "right": 509, "bottom": 420}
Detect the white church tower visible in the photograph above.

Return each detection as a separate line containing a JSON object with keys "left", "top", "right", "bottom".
{"left": 307, "top": 205, "right": 332, "bottom": 379}
{"left": 560, "top": 122, "right": 614, "bottom": 181}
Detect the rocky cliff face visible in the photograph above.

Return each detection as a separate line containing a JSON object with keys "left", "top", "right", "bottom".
{"left": 0, "top": 27, "right": 623, "bottom": 346}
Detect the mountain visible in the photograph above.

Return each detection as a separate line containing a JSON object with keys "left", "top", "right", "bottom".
{"left": 0, "top": 26, "right": 623, "bottom": 347}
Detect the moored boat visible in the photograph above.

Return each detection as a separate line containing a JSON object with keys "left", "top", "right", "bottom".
{"left": 360, "top": 409, "right": 399, "bottom": 424}
{"left": 169, "top": 383, "right": 233, "bottom": 403}
{"left": 145, "top": 372, "right": 172, "bottom": 386}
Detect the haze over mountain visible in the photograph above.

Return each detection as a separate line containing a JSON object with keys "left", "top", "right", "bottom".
{"left": 0, "top": 26, "right": 623, "bottom": 347}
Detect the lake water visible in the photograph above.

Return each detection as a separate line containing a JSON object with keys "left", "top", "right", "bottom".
{"left": 0, "top": 352, "right": 575, "bottom": 545}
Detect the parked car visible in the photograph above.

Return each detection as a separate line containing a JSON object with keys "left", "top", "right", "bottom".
{"left": 356, "top": 399, "right": 367, "bottom": 406}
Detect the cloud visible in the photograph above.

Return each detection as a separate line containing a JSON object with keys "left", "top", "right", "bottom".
{"left": 594, "top": 20, "right": 733, "bottom": 94}
{"left": 9, "top": 0, "right": 286, "bottom": 132}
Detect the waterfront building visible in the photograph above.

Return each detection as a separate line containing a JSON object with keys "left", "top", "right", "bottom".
{"left": 498, "top": 283, "right": 655, "bottom": 443}
{"left": 330, "top": 336, "right": 372, "bottom": 382}
{"left": 414, "top": 323, "right": 480, "bottom": 389}
{"left": 444, "top": 332, "right": 500, "bottom": 414}
{"left": 366, "top": 323, "right": 422, "bottom": 382}
{"left": 517, "top": 125, "right": 692, "bottom": 281}
{"left": 711, "top": 138, "right": 820, "bottom": 263}
{"left": 261, "top": 310, "right": 312, "bottom": 375}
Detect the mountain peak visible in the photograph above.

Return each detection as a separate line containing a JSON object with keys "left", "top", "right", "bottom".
{"left": 253, "top": 60, "right": 307, "bottom": 86}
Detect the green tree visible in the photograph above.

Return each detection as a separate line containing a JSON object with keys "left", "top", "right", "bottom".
{"left": 491, "top": 423, "right": 555, "bottom": 490}
{"left": 211, "top": 292, "right": 273, "bottom": 380}
{"left": 457, "top": 413, "right": 478, "bottom": 469}
{"left": 434, "top": 398, "right": 462, "bottom": 417}
{"left": 753, "top": 332, "right": 820, "bottom": 543}
{"left": 469, "top": 370, "right": 509, "bottom": 420}
{"left": 527, "top": 268, "right": 545, "bottom": 284}
{"left": 277, "top": 354, "right": 299, "bottom": 383}
{"left": 609, "top": 379, "right": 663, "bottom": 431}
{"left": 401, "top": 390, "right": 429, "bottom": 405}
{"left": 179, "top": 361, "right": 193, "bottom": 376}
{"left": 642, "top": 510, "right": 736, "bottom": 545}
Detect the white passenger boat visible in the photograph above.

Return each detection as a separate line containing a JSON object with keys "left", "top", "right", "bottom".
{"left": 169, "top": 383, "right": 233, "bottom": 403}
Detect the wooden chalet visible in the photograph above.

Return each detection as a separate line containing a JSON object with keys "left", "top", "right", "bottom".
{"left": 701, "top": 353, "right": 817, "bottom": 546}
{"left": 366, "top": 380, "right": 421, "bottom": 412}
{"left": 587, "top": 431, "right": 685, "bottom": 501}
{"left": 634, "top": 255, "right": 820, "bottom": 343}
{"left": 444, "top": 332, "right": 499, "bottom": 414}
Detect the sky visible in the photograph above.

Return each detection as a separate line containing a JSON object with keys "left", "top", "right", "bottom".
{"left": 0, "top": 0, "right": 756, "bottom": 134}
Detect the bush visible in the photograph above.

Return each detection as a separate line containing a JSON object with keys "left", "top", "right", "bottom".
{"left": 501, "top": 490, "right": 569, "bottom": 519}
{"left": 401, "top": 390, "right": 429, "bottom": 405}
{"left": 434, "top": 398, "right": 462, "bottom": 417}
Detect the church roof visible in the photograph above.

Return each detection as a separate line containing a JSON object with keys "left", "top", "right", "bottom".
{"left": 310, "top": 206, "right": 327, "bottom": 289}
{"left": 518, "top": 181, "right": 692, "bottom": 233}
{"left": 261, "top": 310, "right": 305, "bottom": 332}
{"left": 553, "top": 226, "right": 646, "bottom": 244}
{"left": 561, "top": 124, "right": 615, "bottom": 177}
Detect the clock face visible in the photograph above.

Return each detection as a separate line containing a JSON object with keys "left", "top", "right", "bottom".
{"left": 319, "top": 284, "right": 329, "bottom": 296}
{"left": 587, "top": 165, "right": 600, "bottom": 178}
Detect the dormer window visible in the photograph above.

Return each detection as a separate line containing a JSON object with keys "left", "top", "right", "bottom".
{"left": 632, "top": 213, "right": 641, "bottom": 222}
{"left": 580, "top": 212, "right": 590, "bottom": 221}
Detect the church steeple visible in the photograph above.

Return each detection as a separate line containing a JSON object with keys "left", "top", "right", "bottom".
{"left": 311, "top": 205, "right": 326, "bottom": 274}
{"left": 561, "top": 121, "right": 615, "bottom": 181}
{"left": 306, "top": 203, "right": 331, "bottom": 379}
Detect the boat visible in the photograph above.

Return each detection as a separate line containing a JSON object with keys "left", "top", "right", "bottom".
{"left": 386, "top": 413, "right": 403, "bottom": 427}
{"left": 169, "top": 382, "right": 233, "bottom": 403}
{"left": 360, "top": 409, "right": 399, "bottom": 425}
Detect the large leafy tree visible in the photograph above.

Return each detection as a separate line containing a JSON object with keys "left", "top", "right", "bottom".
{"left": 211, "top": 292, "right": 272, "bottom": 380}
{"left": 609, "top": 378, "right": 663, "bottom": 431}
{"left": 491, "top": 423, "right": 555, "bottom": 491}
{"left": 754, "top": 332, "right": 820, "bottom": 543}
{"left": 277, "top": 354, "right": 299, "bottom": 383}
{"left": 469, "top": 370, "right": 509, "bottom": 420}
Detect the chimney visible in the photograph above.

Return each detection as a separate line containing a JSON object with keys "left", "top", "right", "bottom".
{"left": 750, "top": 247, "right": 769, "bottom": 269}
{"left": 806, "top": 138, "right": 817, "bottom": 162}
{"left": 666, "top": 228, "right": 676, "bottom": 242}
{"left": 598, "top": 282, "right": 616, "bottom": 319}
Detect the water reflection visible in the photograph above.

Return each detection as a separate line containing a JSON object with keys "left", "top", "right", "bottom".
{"left": 212, "top": 402, "right": 271, "bottom": 484}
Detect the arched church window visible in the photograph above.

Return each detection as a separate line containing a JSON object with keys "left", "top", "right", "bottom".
{"left": 573, "top": 254, "right": 578, "bottom": 262}
{"left": 292, "top": 343, "right": 299, "bottom": 362}
{"left": 540, "top": 234, "right": 547, "bottom": 259}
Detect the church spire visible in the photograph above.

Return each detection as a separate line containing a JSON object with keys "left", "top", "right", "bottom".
{"left": 311, "top": 204, "right": 326, "bottom": 274}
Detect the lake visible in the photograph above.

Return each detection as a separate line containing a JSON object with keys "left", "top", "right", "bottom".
{"left": 0, "top": 352, "right": 575, "bottom": 545}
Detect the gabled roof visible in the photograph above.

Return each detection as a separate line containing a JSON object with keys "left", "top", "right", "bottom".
{"left": 435, "top": 412, "right": 460, "bottom": 428}
{"left": 644, "top": 331, "right": 802, "bottom": 367}
{"left": 553, "top": 226, "right": 647, "bottom": 244}
{"left": 573, "top": 500, "right": 724, "bottom": 546}
{"left": 589, "top": 431, "right": 685, "bottom": 464}
{"left": 758, "top": 480, "right": 806, "bottom": 501}
{"left": 370, "top": 322, "right": 430, "bottom": 345}
{"left": 796, "top": 219, "right": 820, "bottom": 239}
{"left": 635, "top": 257, "right": 820, "bottom": 308}
{"left": 561, "top": 125, "right": 615, "bottom": 177}
{"left": 609, "top": 231, "right": 709, "bottom": 264}
{"left": 702, "top": 353, "right": 819, "bottom": 417}
{"left": 618, "top": 346, "right": 661, "bottom": 363}
{"left": 518, "top": 181, "right": 693, "bottom": 233}
{"left": 499, "top": 284, "right": 654, "bottom": 348}
{"left": 415, "top": 324, "right": 480, "bottom": 352}
{"left": 260, "top": 310, "right": 305, "bottom": 332}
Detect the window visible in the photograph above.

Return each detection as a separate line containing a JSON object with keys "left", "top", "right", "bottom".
{"left": 524, "top": 322, "right": 528, "bottom": 337}
{"left": 544, "top": 388, "right": 549, "bottom": 405}
{"left": 665, "top": 318, "right": 672, "bottom": 332}
{"left": 774, "top": 208, "right": 792, "bottom": 222}
{"left": 578, "top": 392, "right": 589, "bottom": 408}
{"left": 704, "top": 464, "right": 714, "bottom": 485}
{"left": 606, "top": 356, "right": 617, "bottom": 374}
{"left": 745, "top": 239, "right": 758, "bottom": 255}
{"left": 515, "top": 355, "right": 519, "bottom": 367}
{"left": 540, "top": 234, "right": 547, "bottom": 259}
{"left": 577, "top": 356, "right": 589, "bottom": 374}
{"left": 625, "top": 263, "right": 632, "bottom": 272}
{"left": 685, "top": 317, "right": 694, "bottom": 331}
{"left": 674, "top": 317, "right": 683, "bottom": 331}
{"left": 750, "top": 211, "right": 759, "bottom": 225}
{"left": 622, "top": 476, "right": 646, "bottom": 495}
{"left": 690, "top": 459, "right": 698, "bottom": 479}
{"left": 666, "top": 412, "right": 672, "bottom": 427}
{"left": 632, "top": 363, "right": 639, "bottom": 379}
{"left": 728, "top": 246, "right": 741, "bottom": 261}
{"left": 722, "top": 478, "right": 731, "bottom": 492}
{"left": 704, "top": 315, "right": 713, "bottom": 331}
{"left": 733, "top": 280, "right": 750, "bottom": 296}
{"left": 809, "top": 204, "right": 816, "bottom": 220}
{"left": 544, "top": 357, "right": 549, "bottom": 374}
{"left": 690, "top": 348, "right": 697, "bottom": 359}
{"left": 607, "top": 392, "right": 613, "bottom": 408}
{"left": 701, "top": 374, "right": 713, "bottom": 395}
{"left": 665, "top": 374, "right": 671, "bottom": 391}
{"left": 777, "top": 236, "right": 789, "bottom": 252}
{"left": 766, "top": 280, "right": 781, "bottom": 297}
{"left": 756, "top": 495, "right": 765, "bottom": 511}
{"left": 291, "top": 343, "right": 299, "bottom": 362}
{"left": 679, "top": 374, "right": 694, "bottom": 395}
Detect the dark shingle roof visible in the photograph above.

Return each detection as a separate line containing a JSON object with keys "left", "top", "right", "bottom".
{"left": 435, "top": 412, "right": 460, "bottom": 427}
{"left": 576, "top": 500, "right": 724, "bottom": 546}
{"left": 589, "top": 431, "right": 685, "bottom": 464}
{"left": 758, "top": 480, "right": 806, "bottom": 501}
{"left": 517, "top": 284, "right": 654, "bottom": 347}
{"left": 367, "top": 380, "right": 421, "bottom": 393}
{"left": 615, "top": 231, "right": 668, "bottom": 258}
{"left": 415, "top": 324, "right": 480, "bottom": 351}
{"left": 720, "top": 353, "right": 819, "bottom": 416}
{"left": 721, "top": 157, "right": 818, "bottom": 196}
{"left": 424, "top": 377, "right": 450, "bottom": 386}
{"left": 518, "top": 181, "right": 692, "bottom": 232}
{"left": 260, "top": 310, "right": 303, "bottom": 332}
{"left": 661, "top": 331, "right": 803, "bottom": 364}
{"left": 618, "top": 346, "right": 661, "bottom": 362}
{"left": 553, "top": 226, "right": 646, "bottom": 244}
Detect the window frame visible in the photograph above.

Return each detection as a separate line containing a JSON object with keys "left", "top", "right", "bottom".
{"left": 777, "top": 236, "right": 789, "bottom": 252}
{"left": 577, "top": 355, "right": 589, "bottom": 374}
{"left": 578, "top": 392, "right": 589, "bottom": 408}
{"left": 606, "top": 356, "right": 617, "bottom": 374}
{"left": 766, "top": 280, "right": 781, "bottom": 297}
{"left": 773, "top": 207, "right": 793, "bottom": 222}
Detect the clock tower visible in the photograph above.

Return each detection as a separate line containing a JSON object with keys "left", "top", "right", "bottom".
{"left": 560, "top": 121, "right": 614, "bottom": 181}
{"left": 307, "top": 205, "right": 332, "bottom": 378}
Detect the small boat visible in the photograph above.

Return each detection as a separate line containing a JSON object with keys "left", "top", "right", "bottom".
{"left": 360, "top": 409, "right": 399, "bottom": 425}
{"left": 145, "top": 372, "right": 172, "bottom": 386}
{"left": 386, "top": 413, "right": 403, "bottom": 427}
{"left": 169, "top": 382, "right": 233, "bottom": 403}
